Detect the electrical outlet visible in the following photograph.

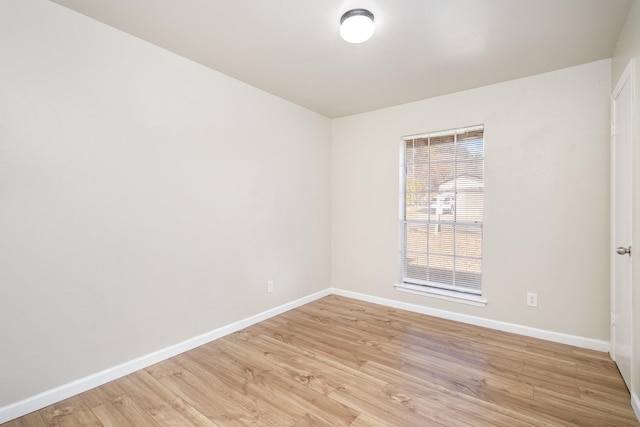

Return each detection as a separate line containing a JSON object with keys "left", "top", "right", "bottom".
{"left": 267, "top": 280, "right": 274, "bottom": 293}
{"left": 526, "top": 292, "right": 538, "bottom": 307}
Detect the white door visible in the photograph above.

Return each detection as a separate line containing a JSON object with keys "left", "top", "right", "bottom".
{"left": 611, "top": 62, "right": 634, "bottom": 391}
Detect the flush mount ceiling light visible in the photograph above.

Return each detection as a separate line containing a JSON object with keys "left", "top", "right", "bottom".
{"left": 340, "top": 9, "right": 375, "bottom": 43}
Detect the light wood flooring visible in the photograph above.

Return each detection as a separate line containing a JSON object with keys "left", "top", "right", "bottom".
{"left": 4, "top": 295, "right": 639, "bottom": 426}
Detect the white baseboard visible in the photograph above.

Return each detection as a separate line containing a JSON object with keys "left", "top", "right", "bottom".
{"left": 632, "top": 392, "right": 640, "bottom": 422}
{"left": 329, "top": 288, "right": 610, "bottom": 352}
{"left": 0, "top": 289, "right": 331, "bottom": 424}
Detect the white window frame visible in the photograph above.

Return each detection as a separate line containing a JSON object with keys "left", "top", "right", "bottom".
{"left": 396, "top": 125, "right": 487, "bottom": 307}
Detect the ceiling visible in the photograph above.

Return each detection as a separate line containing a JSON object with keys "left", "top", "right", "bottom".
{"left": 50, "top": 0, "right": 632, "bottom": 118}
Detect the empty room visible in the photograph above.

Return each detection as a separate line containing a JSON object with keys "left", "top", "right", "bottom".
{"left": 1, "top": 0, "right": 639, "bottom": 425}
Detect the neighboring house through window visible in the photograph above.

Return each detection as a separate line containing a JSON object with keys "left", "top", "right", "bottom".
{"left": 400, "top": 125, "right": 484, "bottom": 301}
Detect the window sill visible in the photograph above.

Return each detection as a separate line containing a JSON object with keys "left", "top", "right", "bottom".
{"left": 394, "top": 283, "right": 488, "bottom": 307}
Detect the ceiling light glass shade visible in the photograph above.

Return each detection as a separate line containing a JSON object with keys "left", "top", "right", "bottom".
{"left": 340, "top": 9, "right": 375, "bottom": 43}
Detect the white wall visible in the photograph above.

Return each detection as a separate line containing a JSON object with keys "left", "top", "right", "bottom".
{"left": 612, "top": 0, "right": 640, "bottom": 414}
{"left": 0, "top": 0, "right": 331, "bottom": 407}
{"left": 331, "top": 60, "right": 612, "bottom": 341}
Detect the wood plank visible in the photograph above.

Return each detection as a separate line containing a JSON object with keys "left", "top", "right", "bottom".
{"left": 126, "top": 370, "right": 217, "bottom": 426}
{"left": 157, "top": 362, "right": 263, "bottom": 425}
{"left": 177, "top": 349, "right": 304, "bottom": 426}
{"left": 291, "top": 413, "right": 335, "bottom": 427}
{"left": 1, "top": 411, "right": 47, "bottom": 427}
{"left": 219, "top": 339, "right": 360, "bottom": 426}
{"left": 360, "top": 360, "right": 541, "bottom": 427}
{"left": 348, "top": 413, "right": 392, "bottom": 427}
{"left": 80, "top": 381, "right": 127, "bottom": 409}
{"left": 114, "top": 371, "right": 209, "bottom": 426}
{"left": 5, "top": 295, "right": 638, "bottom": 426}
{"left": 90, "top": 394, "right": 159, "bottom": 427}
{"left": 239, "top": 332, "right": 388, "bottom": 396}
{"left": 40, "top": 395, "right": 103, "bottom": 426}
{"left": 533, "top": 386, "right": 639, "bottom": 426}
{"left": 145, "top": 358, "right": 185, "bottom": 380}
{"left": 329, "top": 385, "right": 435, "bottom": 426}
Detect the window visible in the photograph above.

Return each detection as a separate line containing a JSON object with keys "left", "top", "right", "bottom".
{"left": 400, "top": 125, "right": 484, "bottom": 298}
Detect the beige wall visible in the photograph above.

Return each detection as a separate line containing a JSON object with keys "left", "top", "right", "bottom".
{"left": 612, "top": 0, "right": 640, "bottom": 85}
{"left": 331, "top": 60, "right": 612, "bottom": 340}
{"left": 0, "top": 0, "right": 331, "bottom": 406}
{"left": 612, "top": 0, "right": 640, "bottom": 411}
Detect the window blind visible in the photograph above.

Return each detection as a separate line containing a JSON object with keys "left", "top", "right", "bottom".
{"left": 402, "top": 125, "right": 484, "bottom": 295}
